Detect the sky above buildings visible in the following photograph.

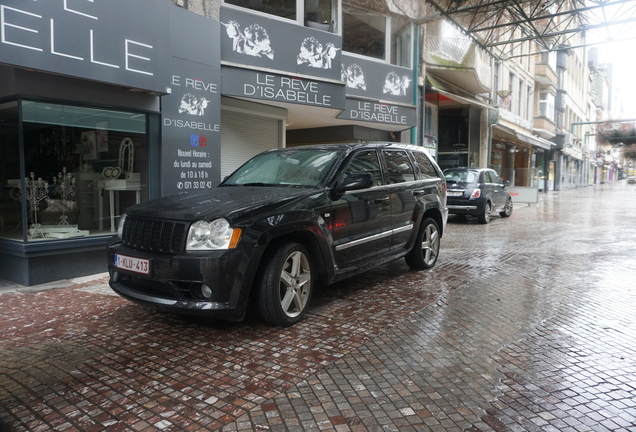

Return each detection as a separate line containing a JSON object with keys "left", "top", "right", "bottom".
{"left": 586, "top": 0, "right": 636, "bottom": 119}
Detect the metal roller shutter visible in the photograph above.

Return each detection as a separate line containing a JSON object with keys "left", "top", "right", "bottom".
{"left": 220, "top": 111, "right": 281, "bottom": 178}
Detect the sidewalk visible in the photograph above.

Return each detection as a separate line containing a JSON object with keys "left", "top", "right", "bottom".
{"left": 0, "top": 272, "right": 109, "bottom": 295}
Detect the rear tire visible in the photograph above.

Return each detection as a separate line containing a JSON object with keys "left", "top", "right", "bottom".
{"left": 478, "top": 202, "right": 491, "bottom": 224}
{"left": 405, "top": 217, "right": 440, "bottom": 270}
{"left": 258, "top": 242, "right": 313, "bottom": 326}
{"left": 499, "top": 198, "right": 513, "bottom": 217}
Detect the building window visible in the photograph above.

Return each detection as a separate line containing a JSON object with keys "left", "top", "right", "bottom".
{"left": 527, "top": 85, "right": 533, "bottom": 121}
{"left": 507, "top": 72, "right": 516, "bottom": 113}
{"left": 305, "top": 0, "right": 336, "bottom": 32}
{"left": 342, "top": 5, "right": 413, "bottom": 66}
{"left": 0, "top": 100, "right": 148, "bottom": 243}
{"left": 225, "top": 0, "right": 338, "bottom": 32}
{"left": 225, "top": 0, "right": 297, "bottom": 20}
{"left": 390, "top": 15, "right": 412, "bottom": 68}
{"left": 343, "top": 6, "right": 386, "bottom": 60}
{"left": 539, "top": 92, "right": 555, "bottom": 121}
{"left": 518, "top": 78, "right": 525, "bottom": 118}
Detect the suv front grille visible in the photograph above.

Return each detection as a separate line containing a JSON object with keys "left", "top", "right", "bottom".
{"left": 122, "top": 217, "right": 187, "bottom": 253}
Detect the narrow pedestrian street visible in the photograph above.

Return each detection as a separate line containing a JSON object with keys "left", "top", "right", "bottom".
{"left": 1, "top": 182, "right": 635, "bottom": 432}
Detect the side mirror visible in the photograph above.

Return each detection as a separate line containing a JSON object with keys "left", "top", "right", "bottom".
{"left": 334, "top": 172, "right": 374, "bottom": 195}
{"left": 503, "top": 180, "right": 510, "bottom": 187}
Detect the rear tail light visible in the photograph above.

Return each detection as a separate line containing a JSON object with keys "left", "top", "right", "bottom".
{"left": 471, "top": 188, "right": 481, "bottom": 198}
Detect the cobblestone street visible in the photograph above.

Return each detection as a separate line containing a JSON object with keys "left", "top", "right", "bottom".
{"left": 1, "top": 182, "right": 635, "bottom": 432}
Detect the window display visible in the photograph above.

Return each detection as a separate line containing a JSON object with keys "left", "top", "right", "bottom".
{"left": 0, "top": 100, "right": 147, "bottom": 242}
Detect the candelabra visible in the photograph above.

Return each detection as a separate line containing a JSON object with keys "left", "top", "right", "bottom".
{"left": 25, "top": 172, "right": 50, "bottom": 239}
{"left": 52, "top": 167, "right": 76, "bottom": 226}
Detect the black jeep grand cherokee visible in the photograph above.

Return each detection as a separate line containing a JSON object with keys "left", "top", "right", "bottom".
{"left": 108, "top": 143, "right": 448, "bottom": 326}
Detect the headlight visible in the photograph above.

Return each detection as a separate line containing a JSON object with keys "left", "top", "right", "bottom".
{"left": 186, "top": 219, "right": 242, "bottom": 250}
{"left": 117, "top": 213, "right": 127, "bottom": 238}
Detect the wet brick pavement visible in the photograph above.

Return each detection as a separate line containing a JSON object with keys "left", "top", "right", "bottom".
{"left": 1, "top": 182, "right": 635, "bottom": 431}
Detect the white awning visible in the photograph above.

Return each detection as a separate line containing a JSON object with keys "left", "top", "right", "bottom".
{"left": 515, "top": 130, "right": 555, "bottom": 150}
{"left": 493, "top": 124, "right": 555, "bottom": 150}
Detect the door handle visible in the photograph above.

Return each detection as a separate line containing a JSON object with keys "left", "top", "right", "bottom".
{"left": 412, "top": 190, "right": 425, "bottom": 196}
{"left": 374, "top": 197, "right": 390, "bottom": 204}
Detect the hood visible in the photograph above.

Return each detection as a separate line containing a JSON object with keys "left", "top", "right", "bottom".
{"left": 125, "top": 186, "right": 320, "bottom": 222}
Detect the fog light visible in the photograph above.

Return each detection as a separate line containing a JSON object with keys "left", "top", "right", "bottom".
{"left": 200, "top": 284, "right": 213, "bottom": 299}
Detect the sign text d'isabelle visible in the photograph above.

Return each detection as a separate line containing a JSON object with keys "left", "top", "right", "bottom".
{"left": 222, "top": 66, "right": 344, "bottom": 109}
{"left": 243, "top": 73, "right": 332, "bottom": 106}
{"left": 349, "top": 101, "right": 407, "bottom": 124}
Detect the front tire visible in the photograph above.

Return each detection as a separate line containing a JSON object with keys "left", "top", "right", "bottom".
{"left": 258, "top": 242, "right": 313, "bottom": 326}
{"left": 499, "top": 198, "right": 513, "bottom": 217}
{"left": 405, "top": 217, "right": 440, "bottom": 270}
{"left": 478, "top": 202, "right": 491, "bottom": 224}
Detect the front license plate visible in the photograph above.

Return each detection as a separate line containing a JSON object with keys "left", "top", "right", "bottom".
{"left": 447, "top": 191, "right": 463, "bottom": 197}
{"left": 115, "top": 254, "right": 150, "bottom": 275}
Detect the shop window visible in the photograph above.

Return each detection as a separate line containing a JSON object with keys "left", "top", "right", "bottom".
{"left": 225, "top": 0, "right": 296, "bottom": 20}
{"left": 0, "top": 100, "right": 148, "bottom": 242}
{"left": 0, "top": 102, "right": 20, "bottom": 238}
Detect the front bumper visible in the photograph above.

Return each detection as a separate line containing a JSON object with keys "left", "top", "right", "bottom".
{"left": 108, "top": 241, "right": 259, "bottom": 321}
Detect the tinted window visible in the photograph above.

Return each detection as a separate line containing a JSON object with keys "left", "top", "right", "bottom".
{"left": 412, "top": 151, "right": 438, "bottom": 179}
{"left": 383, "top": 150, "right": 416, "bottom": 184}
{"left": 444, "top": 170, "right": 479, "bottom": 183}
{"left": 489, "top": 170, "right": 503, "bottom": 184}
{"left": 343, "top": 150, "right": 383, "bottom": 186}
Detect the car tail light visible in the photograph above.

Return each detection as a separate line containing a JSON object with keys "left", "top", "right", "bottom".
{"left": 471, "top": 188, "right": 481, "bottom": 198}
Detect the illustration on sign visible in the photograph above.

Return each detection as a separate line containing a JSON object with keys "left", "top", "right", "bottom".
{"left": 222, "top": 20, "right": 274, "bottom": 59}
{"left": 179, "top": 93, "right": 210, "bottom": 116}
{"left": 383, "top": 71, "right": 412, "bottom": 96}
{"left": 341, "top": 64, "right": 366, "bottom": 90}
{"left": 297, "top": 37, "right": 339, "bottom": 69}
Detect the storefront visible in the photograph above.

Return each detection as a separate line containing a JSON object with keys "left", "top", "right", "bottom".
{"left": 492, "top": 124, "right": 554, "bottom": 189}
{"left": 0, "top": 1, "right": 219, "bottom": 284}
{"left": 0, "top": 1, "right": 419, "bottom": 285}
{"left": 424, "top": 78, "right": 494, "bottom": 172}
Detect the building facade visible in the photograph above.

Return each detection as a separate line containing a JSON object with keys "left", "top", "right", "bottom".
{"left": 0, "top": 0, "right": 424, "bottom": 285}
{"left": 0, "top": 0, "right": 606, "bottom": 285}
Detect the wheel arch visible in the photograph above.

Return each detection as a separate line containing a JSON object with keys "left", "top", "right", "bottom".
{"left": 422, "top": 207, "right": 445, "bottom": 238}
{"left": 250, "top": 228, "right": 330, "bottom": 301}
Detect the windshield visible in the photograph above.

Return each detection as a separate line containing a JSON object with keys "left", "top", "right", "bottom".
{"left": 222, "top": 148, "right": 343, "bottom": 188}
{"left": 444, "top": 170, "right": 479, "bottom": 183}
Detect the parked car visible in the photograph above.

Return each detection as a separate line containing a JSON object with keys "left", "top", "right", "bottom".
{"left": 108, "top": 143, "right": 448, "bottom": 326}
{"left": 443, "top": 167, "right": 513, "bottom": 224}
